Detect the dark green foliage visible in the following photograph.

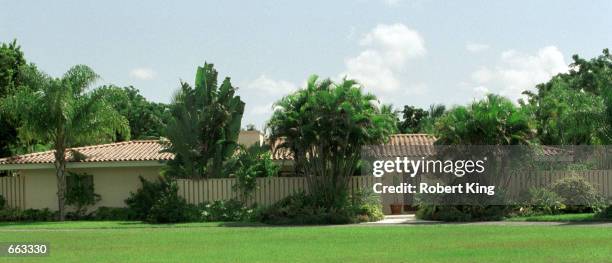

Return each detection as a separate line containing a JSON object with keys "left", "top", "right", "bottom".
{"left": 550, "top": 176, "right": 606, "bottom": 213}
{"left": 125, "top": 176, "right": 195, "bottom": 223}
{"left": 435, "top": 94, "right": 535, "bottom": 145}
{"left": 91, "top": 207, "right": 135, "bottom": 221}
{"left": 96, "top": 85, "right": 170, "bottom": 140}
{"left": 595, "top": 206, "right": 612, "bottom": 219}
{"left": 0, "top": 40, "right": 31, "bottom": 157}
{"left": 399, "top": 106, "right": 427, "bottom": 133}
{"left": 524, "top": 49, "right": 612, "bottom": 145}
{"left": 65, "top": 172, "right": 101, "bottom": 218}
{"left": 268, "top": 76, "right": 395, "bottom": 210}
{"left": 0, "top": 208, "right": 56, "bottom": 222}
{"left": 256, "top": 190, "right": 383, "bottom": 225}
{"left": 163, "top": 63, "right": 245, "bottom": 178}
{"left": 416, "top": 205, "right": 510, "bottom": 222}
{"left": 125, "top": 176, "right": 172, "bottom": 220}
{"left": 224, "top": 145, "right": 279, "bottom": 201}
{"left": 145, "top": 182, "right": 196, "bottom": 223}
{"left": 199, "top": 200, "right": 254, "bottom": 222}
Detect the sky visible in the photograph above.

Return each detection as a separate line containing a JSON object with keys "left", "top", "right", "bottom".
{"left": 1, "top": 0, "right": 611, "bottom": 129}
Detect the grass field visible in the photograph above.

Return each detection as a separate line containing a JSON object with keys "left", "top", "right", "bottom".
{"left": 506, "top": 213, "right": 606, "bottom": 222}
{"left": 0, "top": 221, "right": 611, "bottom": 262}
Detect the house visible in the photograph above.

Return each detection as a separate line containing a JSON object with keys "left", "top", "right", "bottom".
{"left": 0, "top": 130, "right": 265, "bottom": 211}
{"left": 0, "top": 132, "right": 578, "bottom": 214}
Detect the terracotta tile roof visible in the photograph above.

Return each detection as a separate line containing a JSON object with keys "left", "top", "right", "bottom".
{"left": 271, "top": 134, "right": 437, "bottom": 160}
{"left": 0, "top": 140, "right": 173, "bottom": 165}
{"left": 0, "top": 135, "right": 569, "bottom": 166}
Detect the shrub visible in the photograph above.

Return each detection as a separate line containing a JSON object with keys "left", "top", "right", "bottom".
{"left": 255, "top": 190, "right": 383, "bottom": 225}
{"left": 0, "top": 208, "right": 57, "bottom": 222}
{"left": 91, "top": 207, "right": 135, "bottom": 221}
{"left": 595, "top": 206, "right": 612, "bottom": 220}
{"left": 225, "top": 145, "right": 279, "bottom": 202}
{"left": 65, "top": 172, "right": 101, "bottom": 218}
{"left": 0, "top": 194, "right": 5, "bottom": 210}
{"left": 416, "top": 205, "right": 509, "bottom": 222}
{"left": 199, "top": 199, "right": 254, "bottom": 222}
{"left": 145, "top": 182, "right": 197, "bottom": 223}
{"left": 550, "top": 176, "right": 606, "bottom": 213}
{"left": 521, "top": 187, "right": 566, "bottom": 215}
{"left": 125, "top": 176, "right": 172, "bottom": 220}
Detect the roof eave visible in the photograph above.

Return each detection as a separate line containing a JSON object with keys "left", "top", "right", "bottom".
{"left": 0, "top": 160, "right": 167, "bottom": 171}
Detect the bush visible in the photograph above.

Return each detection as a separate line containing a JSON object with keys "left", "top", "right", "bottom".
{"left": 0, "top": 194, "right": 5, "bottom": 210}
{"left": 91, "top": 207, "right": 135, "bottom": 221}
{"left": 255, "top": 190, "right": 383, "bottom": 225}
{"left": 0, "top": 208, "right": 57, "bottom": 222}
{"left": 125, "top": 176, "right": 197, "bottom": 223}
{"left": 595, "top": 206, "right": 612, "bottom": 220}
{"left": 521, "top": 187, "right": 566, "bottom": 215}
{"left": 125, "top": 176, "right": 172, "bottom": 220}
{"left": 550, "top": 176, "right": 606, "bottom": 213}
{"left": 199, "top": 199, "right": 254, "bottom": 222}
{"left": 416, "top": 205, "right": 509, "bottom": 222}
{"left": 225, "top": 145, "right": 279, "bottom": 202}
{"left": 145, "top": 182, "right": 198, "bottom": 223}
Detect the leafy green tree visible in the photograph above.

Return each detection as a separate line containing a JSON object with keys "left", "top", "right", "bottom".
{"left": 0, "top": 40, "right": 28, "bottom": 157}
{"left": 435, "top": 94, "right": 535, "bottom": 145}
{"left": 399, "top": 106, "right": 427, "bottom": 133}
{"left": 268, "top": 75, "right": 395, "bottom": 208}
{"left": 399, "top": 104, "right": 445, "bottom": 134}
{"left": 163, "top": 63, "right": 245, "bottom": 178}
{"left": 97, "top": 85, "right": 170, "bottom": 140}
{"left": 524, "top": 49, "right": 612, "bottom": 145}
{"left": 0, "top": 65, "right": 129, "bottom": 220}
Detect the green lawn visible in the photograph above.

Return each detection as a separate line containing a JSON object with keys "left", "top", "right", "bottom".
{"left": 0, "top": 221, "right": 611, "bottom": 262}
{"left": 506, "top": 213, "right": 610, "bottom": 222}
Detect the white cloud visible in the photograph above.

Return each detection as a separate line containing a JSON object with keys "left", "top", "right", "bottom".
{"left": 403, "top": 82, "right": 428, "bottom": 96}
{"left": 251, "top": 103, "right": 274, "bottom": 115}
{"left": 467, "top": 46, "right": 568, "bottom": 101}
{"left": 466, "top": 43, "right": 490, "bottom": 53}
{"left": 384, "top": 0, "right": 402, "bottom": 6}
{"left": 245, "top": 75, "right": 297, "bottom": 94}
{"left": 341, "top": 23, "right": 426, "bottom": 93}
{"left": 129, "top": 68, "right": 156, "bottom": 80}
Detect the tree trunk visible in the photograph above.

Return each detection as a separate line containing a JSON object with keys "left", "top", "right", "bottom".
{"left": 54, "top": 148, "right": 67, "bottom": 221}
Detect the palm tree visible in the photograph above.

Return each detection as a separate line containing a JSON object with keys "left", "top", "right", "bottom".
{"left": 1, "top": 65, "right": 129, "bottom": 220}
{"left": 267, "top": 75, "right": 395, "bottom": 208}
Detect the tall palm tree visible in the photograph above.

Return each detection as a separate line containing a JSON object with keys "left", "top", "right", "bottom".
{"left": 1, "top": 65, "right": 129, "bottom": 220}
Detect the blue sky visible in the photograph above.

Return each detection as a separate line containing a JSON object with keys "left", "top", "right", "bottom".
{"left": 2, "top": 0, "right": 611, "bottom": 128}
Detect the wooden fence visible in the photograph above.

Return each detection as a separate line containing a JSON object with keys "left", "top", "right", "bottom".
{"left": 178, "top": 171, "right": 612, "bottom": 207}
{"left": 509, "top": 170, "right": 612, "bottom": 198}
{"left": 0, "top": 176, "right": 26, "bottom": 209}
{"left": 177, "top": 176, "right": 375, "bottom": 206}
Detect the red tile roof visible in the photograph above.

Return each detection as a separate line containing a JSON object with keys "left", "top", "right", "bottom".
{"left": 0, "top": 140, "right": 173, "bottom": 165}
{"left": 0, "top": 134, "right": 568, "bottom": 166}
{"left": 271, "top": 134, "right": 437, "bottom": 160}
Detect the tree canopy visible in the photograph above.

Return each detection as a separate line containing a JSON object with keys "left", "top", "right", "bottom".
{"left": 435, "top": 94, "right": 535, "bottom": 145}
{"left": 524, "top": 49, "right": 612, "bottom": 145}
{"left": 163, "top": 63, "right": 245, "bottom": 178}
{"left": 268, "top": 75, "right": 396, "bottom": 207}
{"left": 0, "top": 65, "right": 129, "bottom": 219}
{"left": 97, "top": 85, "right": 170, "bottom": 140}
